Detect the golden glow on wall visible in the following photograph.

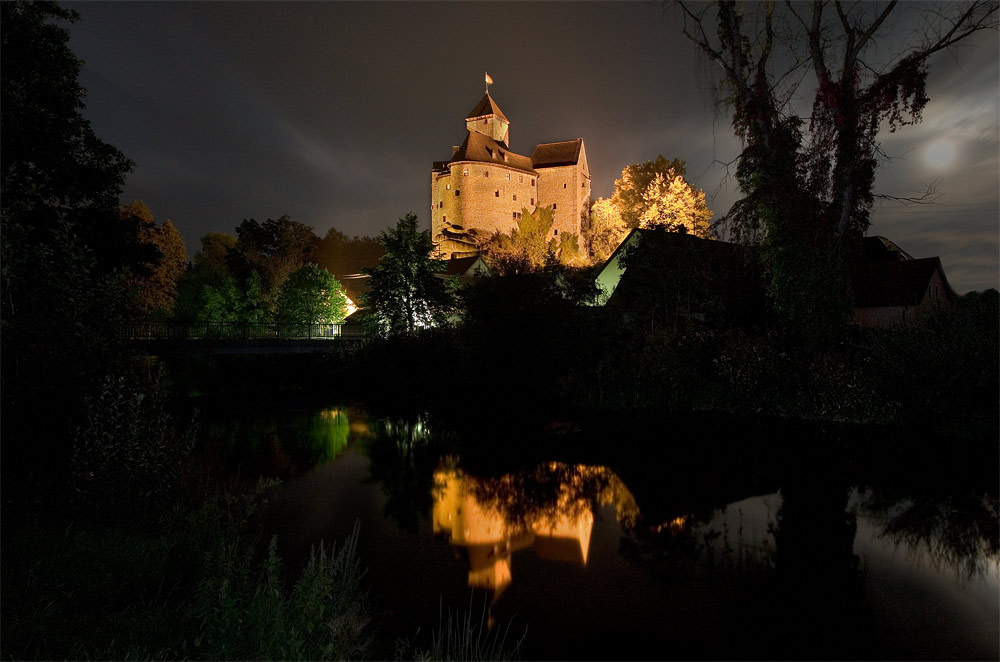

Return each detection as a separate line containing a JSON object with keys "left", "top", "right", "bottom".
{"left": 432, "top": 463, "right": 639, "bottom": 597}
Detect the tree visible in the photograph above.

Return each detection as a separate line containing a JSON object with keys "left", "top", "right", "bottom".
{"left": 608, "top": 156, "right": 713, "bottom": 238}
{"left": 678, "top": 0, "right": 998, "bottom": 331}
{"left": 362, "top": 213, "right": 457, "bottom": 337}
{"left": 229, "top": 215, "right": 319, "bottom": 299}
{"left": 118, "top": 201, "right": 189, "bottom": 317}
{"left": 1, "top": 1, "right": 132, "bottom": 223}
{"left": 583, "top": 197, "right": 629, "bottom": 264}
{"left": 175, "top": 232, "right": 237, "bottom": 321}
{"left": 314, "top": 227, "right": 384, "bottom": 276}
{"left": 275, "top": 264, "right": 347, "bottom": 326}
{"left": 639, "top": 172, "right": 713, "bottom": 237}
{"left": 481, "top": 206, "right": 558, "bottom": 274}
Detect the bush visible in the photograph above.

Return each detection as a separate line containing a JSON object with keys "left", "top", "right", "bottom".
{"left": 70, "top": 372, "right": 198, "bottom": 521}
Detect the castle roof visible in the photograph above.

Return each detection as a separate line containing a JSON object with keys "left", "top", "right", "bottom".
{"left": 466, "top": 92, "right": 509, "bottom": 122}
{"left": 449, "top": 130, "right": 536, "bottom": 173}
{"left": 531, "top": 139, "right": 583, "bottom": 168}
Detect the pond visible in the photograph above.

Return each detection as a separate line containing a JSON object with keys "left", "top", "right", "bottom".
{"left": 199, "top": 400, "right": 999, "bottom": 660}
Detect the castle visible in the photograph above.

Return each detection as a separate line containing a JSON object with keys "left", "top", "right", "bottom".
{"left": 431, "top": 88, "right": 591, "bottom": 259}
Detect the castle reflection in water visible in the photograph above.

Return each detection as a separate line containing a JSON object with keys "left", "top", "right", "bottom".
{"left": 431, "top": 463, "right": 641, "bottom": 598}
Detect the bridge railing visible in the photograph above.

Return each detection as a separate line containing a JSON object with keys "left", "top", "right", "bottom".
{"left": 121, "top": 321, "right": 366, "bottom": 341}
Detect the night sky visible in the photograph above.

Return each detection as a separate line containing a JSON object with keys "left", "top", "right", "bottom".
{"left": 64, "top": 1, "right": 998, "bottom": 293}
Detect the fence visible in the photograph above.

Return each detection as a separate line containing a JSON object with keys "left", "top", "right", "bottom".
{"left": 121, "top": 320, "right": 366, "bottom": 342}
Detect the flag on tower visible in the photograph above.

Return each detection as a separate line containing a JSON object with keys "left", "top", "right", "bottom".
{"left": 485, "top": 72, "right": 493, "bottom": 85}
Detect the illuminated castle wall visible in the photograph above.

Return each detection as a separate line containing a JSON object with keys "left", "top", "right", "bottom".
{"left": 431, "top": 464, "right": 638, "bottom": 599}
{"left": 431, "top": 91, "right": 592, "bottom": 258}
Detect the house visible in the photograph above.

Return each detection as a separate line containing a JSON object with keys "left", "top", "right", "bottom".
{"left": 594, "top": 229, "right": 954, "bottom": 329}
{"left": 850, "top": 255, "right": 955, "bottom": 326}
{"left": 592, "top": 227, "right": 765, "bottom": 330}
{"left": 430, "top": 87, "right": 591, "bottom": 259}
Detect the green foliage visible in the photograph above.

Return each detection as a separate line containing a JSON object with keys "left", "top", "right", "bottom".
{"left": 190, "top": 521, "right": 372, "bottom": 661}
{"left": 195, "top": 270, "right": 272, "bottom": 323}
{"left": 362, "top": 213, "right": 457, "bottom": 337}
{"left": 397, "top": 595, "right": 526, "bottom": 661}
{"left": 482, "top": 206, "right": 558, "bottom": 273}
{"left": 276, "top": 263, "right": 348, "bottom": 325}
{"left": 70, "top": 372, "right": 199, "bottom": 521}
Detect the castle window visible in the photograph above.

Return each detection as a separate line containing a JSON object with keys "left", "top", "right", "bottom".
{"left": 513, "top": 194, "right": 517, "bottom": 201}
{"left": 554, "top": 229, "right": 559, "bottom": 235}
{"left": 530, "top": 198, "right": 534, "bottom": 206}
{"left": 463, "top": 169, "right": 469, "bottom": 176}
{"left": 484, "top": 171, "right": 489, "bottom": 178}
{"left": 506, "top": 173, "right": 511, "bottom": 180}
{"left": 495, "top": 190, "right": 499, "bottom": 197}
{"left": 552, "top": 203, "right": 557, "bottom": 210}
{"left": 519, "top": 175, "right": 524, "bottom": 183}
{"left": 455, "top": 190, "right": 460, "bottom": 196}
{"left": 446, "top": 184, "right": 451, "bottom": 190}
{"left": 563, "top": 183, "right": 567, "bottom": 189}
{"left": 443, "top": 215, "right": 446, "bottom": 222}
{"left": 439, "top": 202, "right": 443, "bottom": 209}
{"left": 531, "top": 179, "right": 535, "bottom": 186}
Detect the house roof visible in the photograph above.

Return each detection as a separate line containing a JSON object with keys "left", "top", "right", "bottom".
{"left": 466, "top": 92, "right": 509, "bottom": 122}
{"left": 449, "top": 131, "right": 536, "bottom": 173}
{"left": 445, "top": 255, "right": 491, "bottom": 278}
{"left": 337, "top": 273, "right": 371, "bottom": 307}
{"left": 531, "top": 139, "right": 583, "bottom": 168}
{"left": 850, "top": 257, "right": 953, "bottom": 307}
{"left": 857, "top": 235, "right": 914, "bottom": 263}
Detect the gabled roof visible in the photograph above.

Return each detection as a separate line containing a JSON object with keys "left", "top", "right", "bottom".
{"left": 857, "top": 235, "right": 914, "bottom": 263}
{"left": 531, "top": 139, "right": 583, "bottom": 168}
{"left": 466, "top": 92, "right": 509, "bottom": 122}
{"left": 445, "top": 254, "right": 491, "bottom": 278}
{"left": 851, "top": 257, "right": 954, "bottom": 308}
{"left": 449, "top": 131, "right": 536, "bottom": 173}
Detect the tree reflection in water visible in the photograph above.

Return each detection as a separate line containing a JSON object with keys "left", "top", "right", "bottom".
{"left": 857, "top": 490, "right": 1000, "bottom": 581}
{"left": 431, "top": 463, "right": 639, "bottom": 599}
{"left": 362, "top": 415, "right": 450, "bottom": 534}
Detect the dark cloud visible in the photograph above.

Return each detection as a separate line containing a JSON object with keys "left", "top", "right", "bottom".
{"left": 64, "top": 1, "right": 997, "bottom": 293}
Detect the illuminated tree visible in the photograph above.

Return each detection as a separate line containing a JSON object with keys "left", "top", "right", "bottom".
{"left": 678, "top": 0, "right": 998, "bottom": 331}
{"left": 362, "top": 213, "right": 457, "bottom": 337}
{"left": 583, "top": 197, "right": 628, "bottom": 264}
{"left": 482, "top": 206, "right": 558, "bottom": 274}
{"left": 119, "top": 201, "right": 189, "bottom": 317}
{"left": 639, "top": 172, "right": 713, "bottom": 237}
{"left": 609, "top": 156, "right": 713, "bottom": 237}
{"left": 275, "top": 263, "right": 347, "bottom": 325}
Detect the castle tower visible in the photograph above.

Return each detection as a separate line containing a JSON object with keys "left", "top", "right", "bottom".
{"left": 431, "top": 86, "right": 591, "bottom": 260}
{"left": 465, "top": 92, "right": 510, "bottom": 146}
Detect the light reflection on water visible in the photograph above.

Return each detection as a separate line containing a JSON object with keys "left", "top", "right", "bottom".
{"left": 210, "top": 405, "right": 998, "bottom": 660}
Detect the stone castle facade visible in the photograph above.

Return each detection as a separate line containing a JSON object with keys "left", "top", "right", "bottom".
{"left": 431, "top": 91, "right": 591, "bottom": 258}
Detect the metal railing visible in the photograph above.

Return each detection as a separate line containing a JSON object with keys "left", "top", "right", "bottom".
{"left": 121, "top": 320, "right": 366, "bottom": 342}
